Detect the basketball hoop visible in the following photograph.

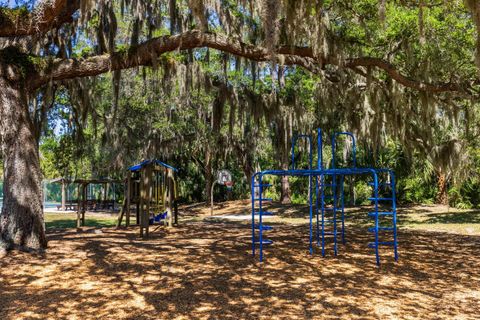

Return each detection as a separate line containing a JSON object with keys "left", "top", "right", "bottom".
{"left": 217, "top": 169, "right": 232, "bottom": 186}
{"left": 211, "top": 169, "right": 234, "bottom": 215}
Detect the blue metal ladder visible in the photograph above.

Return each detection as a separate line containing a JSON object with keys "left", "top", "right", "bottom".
{"left": 318, "top": 173, "right": 346, "bottom": 256}
{"left": 368, "top": 170, "right": 399, "bottom": 265}
{"left": 317, "top": 132, "right": 353, "bottom": 256}
{"left": 291, "top": 134, "right": 315, "bottom": 254}
{"left": 251, "top": 174, "right": 274, "bottom": 262}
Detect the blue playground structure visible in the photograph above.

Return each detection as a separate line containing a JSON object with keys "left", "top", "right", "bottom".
{"left": 251, "top": 129, "right": 398, "bottom": 266}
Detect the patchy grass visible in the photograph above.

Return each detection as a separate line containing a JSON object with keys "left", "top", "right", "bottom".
{"left": 397, "top": 205, "right": 480, "bottom": 235}
{"left": 44, "top": 212, "right": 119, "bottom": 229}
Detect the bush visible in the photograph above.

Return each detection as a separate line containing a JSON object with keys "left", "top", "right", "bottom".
{"left": 354, "top": 181, "right": 372, "bottom": 205}
{"left": 400, "top": 176, "right": 435, "bottom": 204}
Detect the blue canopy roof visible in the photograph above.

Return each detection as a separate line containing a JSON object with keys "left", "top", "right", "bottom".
{"left": 128, "top": 159, "right": 178, "bottom": 172}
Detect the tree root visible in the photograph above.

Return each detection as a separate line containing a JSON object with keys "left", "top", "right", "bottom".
{"left": 0, "top": 239, "right": 10, "bottom": 258}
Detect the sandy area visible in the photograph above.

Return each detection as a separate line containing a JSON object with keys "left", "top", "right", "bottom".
{"left": 1, "top": 201, "right": 479, "bottom": 319}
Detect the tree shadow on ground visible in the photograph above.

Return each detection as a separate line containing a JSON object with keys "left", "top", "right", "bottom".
{"left": 1, "top": 216, "right": 480, "bottom": 319}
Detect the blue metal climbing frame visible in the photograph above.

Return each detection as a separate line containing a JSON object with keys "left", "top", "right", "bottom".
{"left": 251, "top": 128, "right": 398, "bottom": 266}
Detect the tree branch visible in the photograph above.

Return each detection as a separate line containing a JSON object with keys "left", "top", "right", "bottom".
{"left": 30, "top": 30, "right": 470, "bottom": 94}
{"left": 0, "top": 0, "right": 79, "bottom": 37}
{"left": 345, "top": 57, "right": 468, "bottom": 93}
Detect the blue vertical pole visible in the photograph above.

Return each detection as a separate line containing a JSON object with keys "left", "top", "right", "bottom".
{"left": 259, "top": 174, "right": 264, "bottom": 262}
{"left": 309, "top": 172, "right": 313, "bottom": 255}
{"left": 321, "top": 174, "right": 326, "bottom": 257}
{"left": 316, "top": 129, "right": 322, "bottom": 246}
{"left": 308, "top": 135, "right": 313, "bottom": 254}
{"left": 340, "top": 174, "right": 346, "bottom": 245}
{"left": 333, "top": 174, "right": 338, "bottom": 256}
{"left": 251, "top": 174, "right": 256, "bottom": 257}
{"left": 391, "top": 170, "right": 398, "bottom": 262}
{"left": 373, "top": 171, "right": 380, "bottom": 266}
{"left": 315, "top": 175, "right": 320, "bottom": 246}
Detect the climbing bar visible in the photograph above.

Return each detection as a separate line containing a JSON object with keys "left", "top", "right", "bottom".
{"left": 253, "top": 211, "right": 274, "bottom": 216}
{"left": 251, "top": 128, "right": 398, "bottom": 266}
{"left": 255, "top": 225, "right": 273, "bottom": 230}
{"left": 367, "top": 227, "right": 395, "bottom": 232}
{"left": 368, "top": 211, "right": 394, "bottom": 217}
{"left": 368, "top": 197, "right": 394, "bottom": 201}
{"left": 254, "top": 239, "right": 274, "bottom": 245}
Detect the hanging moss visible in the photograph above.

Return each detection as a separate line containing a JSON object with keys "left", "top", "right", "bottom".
{"left": 0, "top": 6, "right": 29, "bottom": 24}
{"left": 465, "top": 0, "right": 480, "bottom": 74}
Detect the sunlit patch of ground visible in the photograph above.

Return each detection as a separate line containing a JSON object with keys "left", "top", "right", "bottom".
{"left": 203, "top": 200, "right": 480, "bottom": 236}
{"left": 0, "top": 201, "right": 479, "bottom": 319}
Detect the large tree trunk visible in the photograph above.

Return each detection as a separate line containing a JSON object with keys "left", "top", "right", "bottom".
{"left": 279, "top": 141, "right": 291, "bottom": 204}
{"left": 61, "top": 180, "right": 67, "bottom": 210}
{"left": 435, "top": 172, "right": 448, "bottom": 205}
{"left": 204, "top": 144, "right": 213, "bottom": 202}
{"left": 280, "top": 173, "right": 291, "bottom": 204}
{"left": 0, "top": 75, "right": 47, "bottom": 255}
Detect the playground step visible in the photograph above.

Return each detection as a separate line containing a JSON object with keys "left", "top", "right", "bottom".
{"left": 368, "top": 211, "right": 394, "bottom": 217}
{"left": 368, "top": 241, "right": 396, "bottom": 248}
{"left": 368, "top": 197, "right": 394, "bottom": 201}
{"left": 368, "top": 227, "right": 395, "bottom": 232}
{"left": 254, "top": 198, "right": 273, "bottom": 202}
{"left": 254, "top": 184, "right": 272, "bottom": 188}
{"left": 254, "top": 211, "right": 274, "bottom": 216}
{"left": 255, "top": 225, "right": 273, "bottom": 231}
{"left": 254, "top": 239, "right": 273, "bottom": 245}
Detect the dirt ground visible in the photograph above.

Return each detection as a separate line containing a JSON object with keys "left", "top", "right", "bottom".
{"left": 1, "top": 201, "right": 480, "bottom": 319}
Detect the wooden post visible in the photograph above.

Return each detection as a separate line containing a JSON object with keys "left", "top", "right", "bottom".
{"left": 166, "top": 169, "right": 174, "bottom": 228}
{"left": 173, "top": 173, "right": 178, "bottom": 225}
{"left": 76, "top": 184, "right": 81, "bottom": 228}
{"left": 139, "top": 169, "right": 145, "bottom": 237}
{"left": 104, "top": 183, "right": 108, "bottom": 203}
{"left": 126, "top": 172, "right": 131, "bottom": 227}
{"left": 112, "top": 182, "right": 116, "bottom": 211}
{"left": 144, "top": 164, "right": 152, "bottom": 237}
{"left": 162, "top": 169, "right": 167, "bottom": 214}
{"left": 82, "top": 183, "right": 86, "bottom": 226}
{"left": 61, "top": 178, "right": 66, "bottom": 210}
{"left": 116, "top": 198, "right": 126, "bottom": 227}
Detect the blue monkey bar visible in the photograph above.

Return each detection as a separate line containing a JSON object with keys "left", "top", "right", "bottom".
{"left": 251, "top": 129, "right": 398, "bottom": 266}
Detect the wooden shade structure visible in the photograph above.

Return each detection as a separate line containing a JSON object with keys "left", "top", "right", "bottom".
{"left": 50, "top": 178, "right": 122, "bottom": 228}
